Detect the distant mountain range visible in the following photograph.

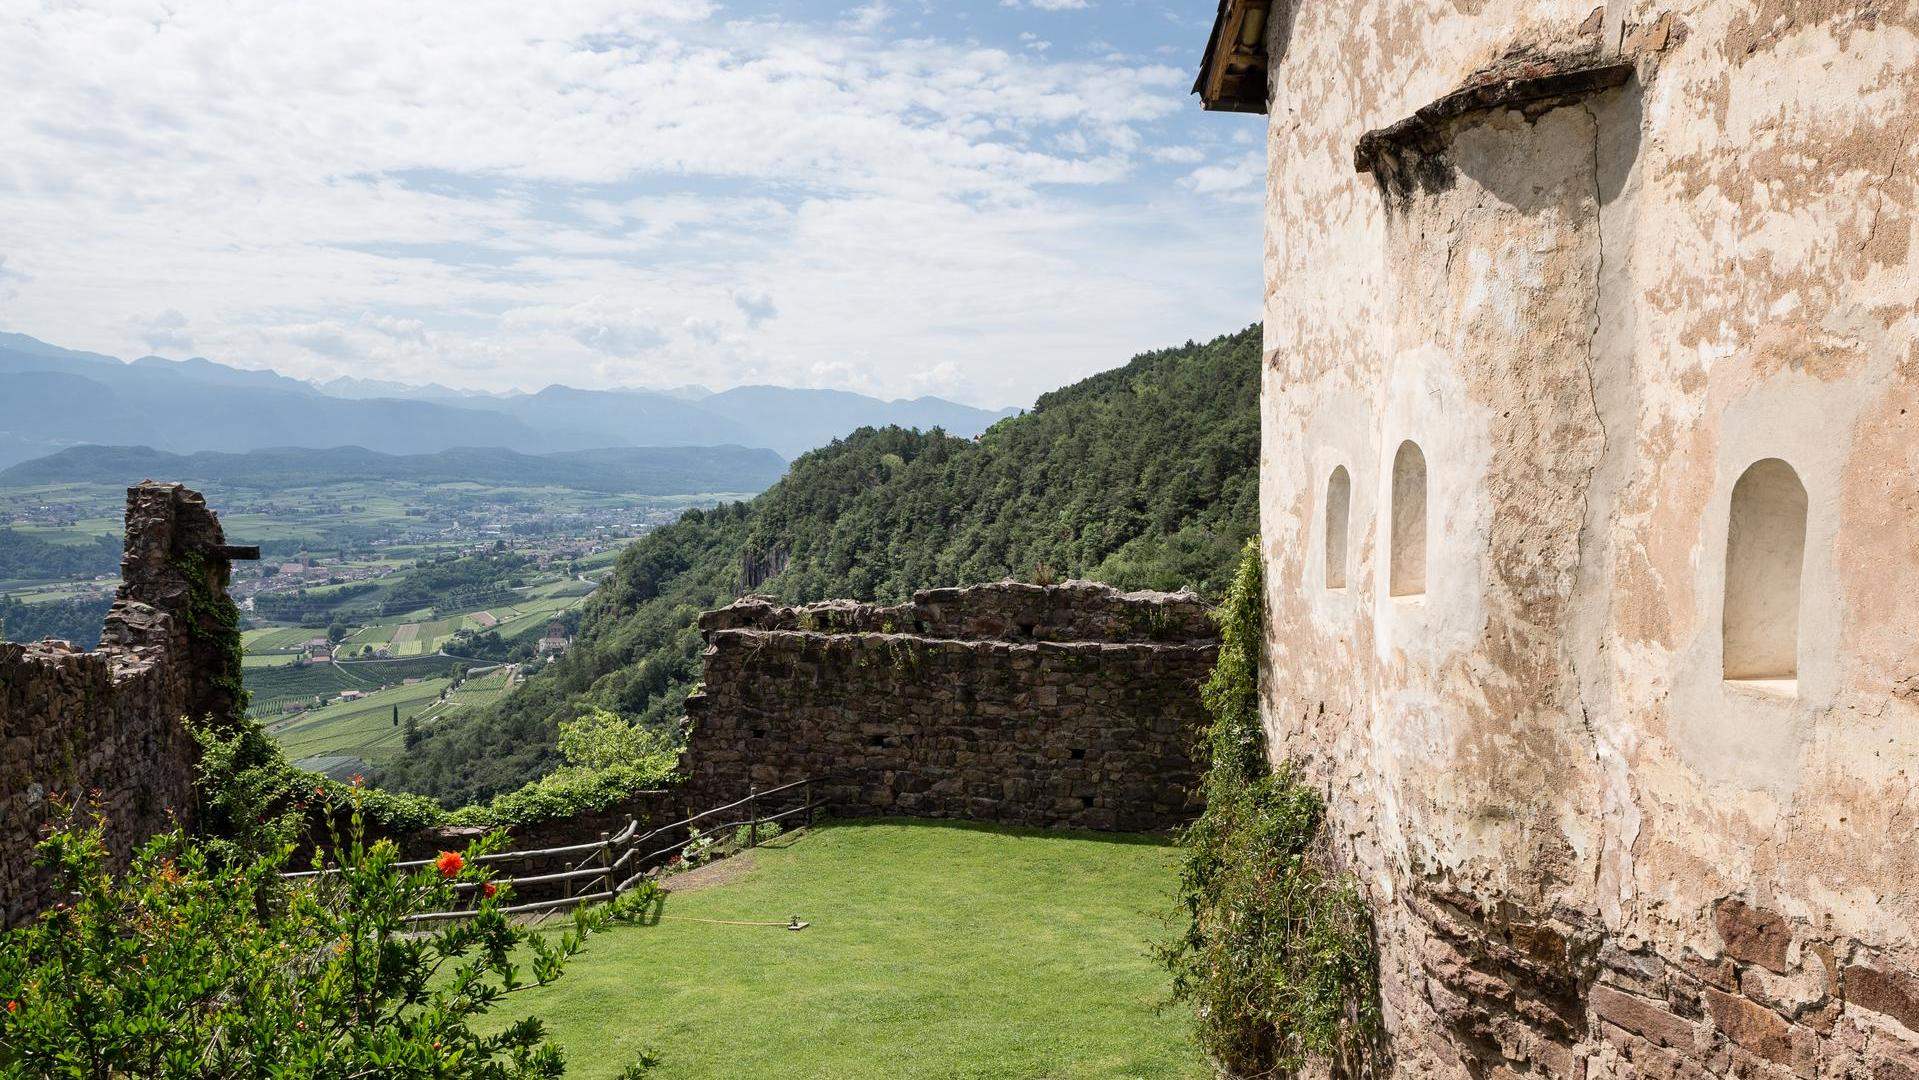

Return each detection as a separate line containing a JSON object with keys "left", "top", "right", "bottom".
{"left": 0, "top": 332, "right": 1019, "bottom": 467}
{"left": 0, "top": 444, "right": 789, "bottom": 496}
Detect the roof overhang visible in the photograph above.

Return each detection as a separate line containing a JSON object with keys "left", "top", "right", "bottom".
{"left": 1193, "top": 0, "right": 1271, "bottom": 114}
{"left": 1354, "top": 54, "right": 1634, "bottom": 178}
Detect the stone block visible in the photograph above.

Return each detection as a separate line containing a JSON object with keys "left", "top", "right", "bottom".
{"left": 1705, "top": 988, "right": 1792, "bottom": 1064}
{"left": 1592, "top": 985, "right": 1700, "bottom": 1050}
{"left": 1716, "top": 898, "right": 1793, "bottom": 974}
{"left": 1846, "top": 964, "right": 1919, "bottom": 1035}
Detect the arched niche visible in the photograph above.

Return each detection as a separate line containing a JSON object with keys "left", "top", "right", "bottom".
{"left": 1390, "top": 441, "right": 1427, "bottom": 598}
{"left": 1722, "top": 457, "right": 1807, "bottom": 690}
{"left": 1325, "top": 465, "right": 1351, "bottom": 590}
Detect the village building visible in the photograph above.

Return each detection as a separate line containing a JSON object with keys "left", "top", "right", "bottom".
{"left": 1198, "top": 2, "right": 1918, "bottom": 1076}
{"left": 537, "top": 622, "right": 570, "bottom": 656}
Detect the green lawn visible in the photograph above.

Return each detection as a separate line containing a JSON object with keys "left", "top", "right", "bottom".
{"left": 501, "top": 820, "right": 1205, "bottom": 1080}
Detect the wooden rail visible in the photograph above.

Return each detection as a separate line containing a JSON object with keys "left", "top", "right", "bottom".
{"left": 282, "top": 779, "right": 820, "bottom": 922}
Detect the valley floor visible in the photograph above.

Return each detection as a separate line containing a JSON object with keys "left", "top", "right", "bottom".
{"left": 502, "top": 819, "right": 1207, "bottom": 1079}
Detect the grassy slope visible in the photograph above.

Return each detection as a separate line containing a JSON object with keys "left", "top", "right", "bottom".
{"left": 384, "top": 325, "right": 1259, "bottom": 805}
{"left": 506, "top": 820, "right": 1204, "bottom": 1080}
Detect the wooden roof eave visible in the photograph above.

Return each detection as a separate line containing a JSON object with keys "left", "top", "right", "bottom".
{"left": 1194, "top": 0, "right": 1271, "bottom": 114}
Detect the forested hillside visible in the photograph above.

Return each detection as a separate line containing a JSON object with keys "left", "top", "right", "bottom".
{"left": 380, "top": 326, "right": 1260, "bottom": 805}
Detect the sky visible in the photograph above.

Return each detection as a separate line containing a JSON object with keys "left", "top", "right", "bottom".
{"left": 0, "top": 0, "right": 1265, "bottom": 409}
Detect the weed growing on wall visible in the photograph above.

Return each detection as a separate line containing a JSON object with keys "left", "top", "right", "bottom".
{"left": 1160, "top": 541, "right": 1383, "bottom": 1077}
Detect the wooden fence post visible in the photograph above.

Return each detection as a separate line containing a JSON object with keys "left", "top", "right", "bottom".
{"left": 748, "top": 786, "right": 759, "bottom": 849}
{"left": 597, "top": 832, "right": 612, "bottom": 897}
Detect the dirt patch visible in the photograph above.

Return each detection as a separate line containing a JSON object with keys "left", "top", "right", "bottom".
{"left": 661, "top": 851, "right": 759, "bottom": 893}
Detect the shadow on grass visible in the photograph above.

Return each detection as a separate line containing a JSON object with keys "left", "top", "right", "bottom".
{"left": 802, "top": 813, "right": 1181, "bottom": 849}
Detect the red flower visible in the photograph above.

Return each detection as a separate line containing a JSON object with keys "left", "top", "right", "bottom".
{"left": 349, "top": 774, "right": 364, "bottom": 787}
{"left": 5, "top": 1000, "right": 17, "bottom": 1013}
{"left": 435, "top": 850, "right": 464, "bottom": 878}
{"left": 482, "top": 881, "right": 498, "bottom": 900}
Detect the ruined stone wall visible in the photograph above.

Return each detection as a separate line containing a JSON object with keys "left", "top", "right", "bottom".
{"left": 681, "top": 581, "right": 1215, "bottom": 833}
{"left": 1249, "top": 2, "right": 1919, "bottom": 1076}
{"left": 0, "top": 484, "right": 248, "bottom": 927}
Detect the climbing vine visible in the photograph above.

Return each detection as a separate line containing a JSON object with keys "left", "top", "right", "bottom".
{"left": 173, "top": 550, "right": 249, "bottom": 715}
{"left": 1159, "top": 540, "right": 1383, "bottom": 1078}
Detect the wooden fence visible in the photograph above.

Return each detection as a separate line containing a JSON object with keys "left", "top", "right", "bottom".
{"left": 282, "top": 778, "right": 820, "bottom": 921}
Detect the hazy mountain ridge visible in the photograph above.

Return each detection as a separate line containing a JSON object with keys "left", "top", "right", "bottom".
{"left": 0, "top": 333, "right": 1018, "bottom": 465}
{"left": 0, "top": 443, "right": 789, "bottom": 496}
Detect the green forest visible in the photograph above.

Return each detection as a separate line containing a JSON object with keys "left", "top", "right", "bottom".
{"left": 379, "top": 325, "right": 1261, "bottom": 805}
{"left": 0, "top": 529, "right": 120, "bottom": 580}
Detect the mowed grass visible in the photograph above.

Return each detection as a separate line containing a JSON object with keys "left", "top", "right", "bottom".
{"left": 500, "top": 820, "right": 1206, "bottom": 1080}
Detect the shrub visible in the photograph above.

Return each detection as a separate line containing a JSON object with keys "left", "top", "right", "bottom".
{"left": 555, "top": 707, "right": 676, "bottom": 772}
{"left": 0, "top": 797, "right": 659, "bottom": 1078}
{"left": 444, "top": 707, "right": 678, "bottom": 829}
{"left": 446, "top": 763, "right": 672, "bottom": 830}
{"left": 1159, "top": 541, "right": 1382, "bottom": 1077}
{"left": 193, "top": 715, "right": 449, "bottom": 852}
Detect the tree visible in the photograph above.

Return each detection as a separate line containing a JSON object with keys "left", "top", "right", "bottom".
{"left": 327, "top": 621, "right": 348, "bottom": 644}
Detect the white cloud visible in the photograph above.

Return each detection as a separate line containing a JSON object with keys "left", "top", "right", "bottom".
{"left": 1002, "top": 0, "right": 1092, "bottom": 10}
{"left": 130, "top": 309, "right": 193, "bottom": 354}
{"left": 732, "top": 289, "right": 778, "bottom": 327}
{"left": 1182, "top": 150, "right": 1266, "bottom": 200}
{"left": 842, "top": 2, "right": 892, "bottom": 32}
{"left": 0, "top": 0, "right": 1263, "bottom": 406}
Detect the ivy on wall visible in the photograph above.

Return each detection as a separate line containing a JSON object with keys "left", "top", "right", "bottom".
{"left": 1160, "top": 540, "right": 1384, "bottom": 1078}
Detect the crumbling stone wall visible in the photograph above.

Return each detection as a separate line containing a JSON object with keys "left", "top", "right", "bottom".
{"left": 1223, "top": 1, "right": 1919, "bottom": 1076}
{"left": 0, "top": 483, "right": 249, "bottom": 927}
{"left": 681, "top": 581, "right": 1215, "bottom": 833}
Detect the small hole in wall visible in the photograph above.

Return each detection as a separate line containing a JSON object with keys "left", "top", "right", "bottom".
{"left": 1723, "top": 457, "right": 1807, "bottom": 692}
{"left": 752, "top": 729, "right": 767, "bottom": 740}
{"left": 1080, "top": 796, "right": 1095, "bottom": 809}
{"left": 869, "top": 734, "right": 886, "bottom": 747}
{"left": 1070, "top": 747, "right": 1086, "bottom": 760}
{"left": 1017, "top": 621, "right": 1036, "bottom": 638}
{"left": 1390, "top": 440, "right": 1428, "bottom": 598}
{"left": 1325, "top": 465, "right": 1351, "bottom": 590}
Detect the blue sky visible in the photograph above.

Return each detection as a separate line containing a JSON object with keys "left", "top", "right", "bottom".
{"left": 1, "top": 0, "right": 1264, "bottom": 408}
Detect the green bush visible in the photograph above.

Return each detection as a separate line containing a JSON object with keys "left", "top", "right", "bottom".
{"left": 446, "top": 763, "right": 671, "bottom": 830}
{"left": 1159, "top": 541, "right": 1382, "bottom": 1077}
{"left": 194, "top": 716, "right": 449, "bottom": 850}
{"left": 447, "top": 708, "right": 677, "bottom": 829}
{"left": 196, "top": 707, "right": 673, "bottom": 844}
{"left": 0, "top": 799, "right": 659, "bottom": 1078}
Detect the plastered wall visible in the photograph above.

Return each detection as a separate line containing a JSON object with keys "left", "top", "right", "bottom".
{"left": 1253, "top": 3, "right": 1919, "bottom": 1076}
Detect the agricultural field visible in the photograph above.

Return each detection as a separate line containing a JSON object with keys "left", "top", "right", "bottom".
{"left": 411, "top": 665, "right": 516, "bottom": 725}
{"left": 243, "top": 626, "right": 326, "bottom": 652}
{"left": 271, "top": 676, "right": 455, "bottom": 771}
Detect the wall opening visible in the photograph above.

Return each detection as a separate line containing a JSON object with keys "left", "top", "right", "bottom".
{"left": 1389, "top": 441, "right": 1427, "bottom": 598}
{"left": 1325, "top": 466, "right": 1352, "bottom": 590}
{"left": 1722, "top": 458, "right": 1807, "bottom": 690}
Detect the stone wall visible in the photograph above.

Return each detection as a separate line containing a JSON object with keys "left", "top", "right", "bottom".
{"left": 0, "top": 483, "right": 250, "bottom": 927}
{"left": 681, "top": 581, "right": 1215, "bottom": 833}
{"left": 1218, "top": 1, "right": 1919, "bottom": 1076}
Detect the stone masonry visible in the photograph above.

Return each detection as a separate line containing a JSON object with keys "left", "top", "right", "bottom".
{"left": 680, "top": 580, "right": 1216, "bottom": 833}
{"left": 0, "top": 483, "right": 252, "bottom": 927}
